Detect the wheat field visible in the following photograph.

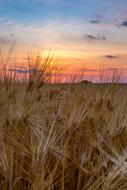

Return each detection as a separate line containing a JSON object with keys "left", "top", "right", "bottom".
{"left": 0, "top": 77, "right": 127, "bottom": 190}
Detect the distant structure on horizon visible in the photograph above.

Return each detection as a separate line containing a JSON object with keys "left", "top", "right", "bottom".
{"left": 80, "top": 80, "right": 92, "bottom": 84}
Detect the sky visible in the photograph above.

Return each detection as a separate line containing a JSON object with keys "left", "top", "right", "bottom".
{"left": 0, "top": 0, "right": 127, "bottom": 81}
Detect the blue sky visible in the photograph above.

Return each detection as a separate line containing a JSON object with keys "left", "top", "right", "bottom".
{"left": 0, "top": 0, "right": 127, "bottom": 80}
{"left": 0, "top": 0, "right": 126, "bottom": 38}
{"left": 0, "top": 0, "right": 127, "bottom": 22}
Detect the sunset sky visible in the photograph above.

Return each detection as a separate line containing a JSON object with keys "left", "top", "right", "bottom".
{"left": 0, "top": 0, "right": 127, "bottom": 81}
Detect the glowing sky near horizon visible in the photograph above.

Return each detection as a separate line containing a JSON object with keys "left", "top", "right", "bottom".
{"left": 0, "top": 0, "right": 127, "bottom": 81}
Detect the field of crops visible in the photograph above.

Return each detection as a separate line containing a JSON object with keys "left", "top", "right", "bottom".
{"left": 0, "top": 81, "right": 127, "bottom": 190}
